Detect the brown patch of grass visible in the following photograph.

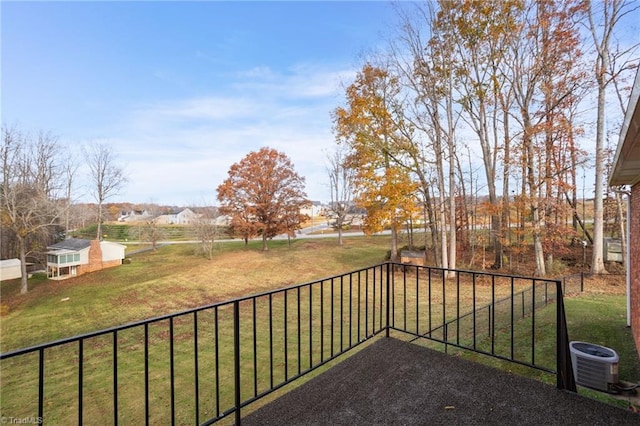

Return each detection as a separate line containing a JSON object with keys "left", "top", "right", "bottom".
{"left": 582, "top": 274, "right": 627, "bottom": 295}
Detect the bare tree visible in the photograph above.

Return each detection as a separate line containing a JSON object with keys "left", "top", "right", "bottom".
{"left": 139, "top": 219, "right": 166, "bottom": 251}
{"left": 83, "top": 143, "right": 127, "bottom": 240}
{"left": 1, "top": 126, "right": 66, "bottom": 293}
{"left": 326, "top": 147, "right": 355, "bottom": 246}
{"left": 62, "top": 155, "right": 79, "bottom": 235}
{"left": 585, "top": 0, "right": 639, "bottom": 274}
{"left": 389, "top": 2, "right": 459, "bottom": 274}
{"left": 192, "top": 206, "right": 219, "bottom": 259}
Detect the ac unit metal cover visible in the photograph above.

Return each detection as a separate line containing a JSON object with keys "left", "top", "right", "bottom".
{"left": 569, "top": 341, "right": 619, "bottom": 392}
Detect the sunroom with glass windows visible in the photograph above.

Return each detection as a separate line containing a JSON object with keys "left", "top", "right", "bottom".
{"left": 47, "top": 249, "right": 82, "bottom": 279}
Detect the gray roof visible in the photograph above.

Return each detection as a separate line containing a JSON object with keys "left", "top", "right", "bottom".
{"left": 48, "top": 238, "right": 92, "bottom": 251}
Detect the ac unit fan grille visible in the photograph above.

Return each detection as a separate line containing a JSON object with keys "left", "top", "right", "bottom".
{"left": 575, "top": 356, "right": 609, "bottom": 390}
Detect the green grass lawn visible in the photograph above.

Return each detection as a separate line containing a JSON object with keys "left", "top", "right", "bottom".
{"left": 0, "top": 237, "right": 391, "bottom": 351}
{"left": 1, "top": 237, "right": 395, "bottom": 424}
{"left": 1, "top": 236, "right": 638, "bottom": 422}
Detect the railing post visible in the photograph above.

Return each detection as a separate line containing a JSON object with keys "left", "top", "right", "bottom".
{"left": 234, "top": 300, "right": 242, "bottom": 425}
{"left": 38, "top": 348, "right": 44, "bottom": 423}
{"left": 555, "top": 281, "right": 577, "bottom": 392}
{"left": 386, "top": 262, "right": 390, "bottom": 338}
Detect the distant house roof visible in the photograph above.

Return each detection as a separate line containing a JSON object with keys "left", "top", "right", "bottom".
{"left": 48, "top": 238, "right": 92, "bottom": 251}
{"left": 0, "top": 258, "right": 21, "bottom": 267}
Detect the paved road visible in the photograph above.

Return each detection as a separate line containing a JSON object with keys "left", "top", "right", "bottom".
{"left": 122, "top": 228, "right": 395, "bottom": 253}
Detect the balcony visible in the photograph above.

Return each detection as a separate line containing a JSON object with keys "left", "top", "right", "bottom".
{"left": 1, "top": 263, "right": 638, "bottom": 425}
{"left": 243, "top": 337, "right": 636, "bottom": 425}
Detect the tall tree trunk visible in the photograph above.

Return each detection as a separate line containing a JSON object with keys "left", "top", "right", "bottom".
{"left": 435, "top": 135, "right": 449, "bottom": 270}
{"left": 501, "top": 96, "right": 511, "bottom": 269}
{"left": 18, "top": 235, "right": 28, "bottom": 294}
{"left": 591, "top": 78, "right": 608, "bottom": 273}
{"left": 524, "top": 113, "right": 546, "bottom": 276}
{"left": 479, "top": 101, "right": 502, "bottom": 269}
{"left": 97, "top": 202, "right": 103, "bottom": 240}
{"left": 390, "top": 225, "right": 399, "bottom": 262}
{"left": 447, "top": 148, "right": 456, "bottom": 277}
{"left": 587, "top": 0, "right": 623, "bottom": 275}
{"left": 446, "top": 80, "right": 457, "bottom": 278}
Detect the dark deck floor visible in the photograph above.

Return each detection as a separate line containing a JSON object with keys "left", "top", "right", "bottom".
{"left": 243, "top": 337, "right": 639, "bottom": 425}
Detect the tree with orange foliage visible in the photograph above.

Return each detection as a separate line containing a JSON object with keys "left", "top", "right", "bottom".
{"left": 334, "top": 64, "right": 419, "bottom": 261}
{"left": 216, "top": 147, "right": 310, "bottom": 251}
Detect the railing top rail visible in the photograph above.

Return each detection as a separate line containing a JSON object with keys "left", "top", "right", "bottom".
{"left": 387, "top": 261, "right": 562, "bottom": 285}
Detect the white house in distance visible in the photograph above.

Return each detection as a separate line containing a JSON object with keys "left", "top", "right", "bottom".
{"left": 154, "top": 208, "right": 199, "bottom": 225}
{"left": 46, "top": 238, "right": 126, "bottom": 280}
{"left": 300, "top": 202, "right": 323, "bottom": 220}
{"left": 118, "top": 209, "right": 152, "bottom": 222}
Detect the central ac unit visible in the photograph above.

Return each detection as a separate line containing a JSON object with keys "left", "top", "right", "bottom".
{"left": 570, "top": 341, "right": 619, "bottom": 393}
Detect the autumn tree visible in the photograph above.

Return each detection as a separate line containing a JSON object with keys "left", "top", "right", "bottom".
{"left": 83, "top": 142, "right": 127, "bottom": 240}
{"left": 397, "top": 2, "right": 447, "bottom": 267}
{"left": 334, "top": 64, "right": 419, "bottom": 261}
{"left": 399, "top": 2, "right": 461, "bottom": 274}
{"left": 431, "top": 0, "right": 524, "bottom": 270}
{"left": 503, "top": 0, "right": 587, "bottom": 276}
{"left": 1, "top": 126, "right": 68, "bottom": 293}
{"left": 216, "top": 147, "right": 310, "bottom": 251}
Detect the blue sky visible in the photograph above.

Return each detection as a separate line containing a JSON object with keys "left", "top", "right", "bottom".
{"left": 2, "top": 1, "right": 397, "bottom": 206}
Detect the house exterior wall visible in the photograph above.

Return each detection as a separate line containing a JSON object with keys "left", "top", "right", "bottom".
{"left": 176, "top": 209, "right": 197, "bottom": 224}
{"left": 0, "top": 259, "right": 22, "bottom": 281}
{"left": 77, "top": 241, "right": 124, "bottom": 275}
{"left": 631, "top": 183, "right": 640, "bottom": 357}
{"left": 155, "top": 208, "right": 198, "bottom": 225}
{"left": 79, "top": 248, "right": 90, "bottom": 265}
{"left": 100, "top": 241, "right": 126, "bottom": 262}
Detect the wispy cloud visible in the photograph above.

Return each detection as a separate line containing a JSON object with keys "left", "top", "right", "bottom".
{"left": 110, "top": 63, "right": 353, "bottom": 204}
{"left": 232, "top": 64, "right": 355, "bottom": 99}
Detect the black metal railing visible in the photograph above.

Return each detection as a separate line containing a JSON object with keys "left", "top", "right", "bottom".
{"left": 387, "top": 263, "right": 576, "bottom": 391}
{"left": 0, "top": 262, "right": 575, "bottom": 425}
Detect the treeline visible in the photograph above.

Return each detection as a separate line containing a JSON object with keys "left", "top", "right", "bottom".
{"left": 329, "top": 0, "right": 636, "bottom": 277}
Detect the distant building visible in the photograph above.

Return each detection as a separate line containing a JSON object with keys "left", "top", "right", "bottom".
{"left": 300, "top": 201, "right": 324, "bottom": 219}
{"left": 118, "top": 209, "right": 152, "bottom": 222}
{"left": 46, "top": 238, "right": 126, "bottom": 280}
{"left": 215, "top": 215, "right": 231, "bottom": 226}
{"left": 154, "top": 208, "right": 199, "bottom": 225}
{"left": 0, "top": 259, "right": 22, "bottom": 281}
